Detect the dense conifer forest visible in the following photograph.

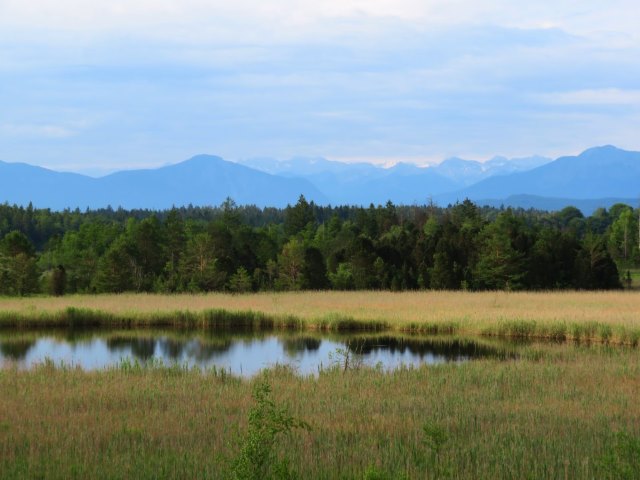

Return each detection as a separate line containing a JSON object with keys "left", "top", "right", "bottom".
{"left": 0, "top": 196, "right": 636, "bottom": 295}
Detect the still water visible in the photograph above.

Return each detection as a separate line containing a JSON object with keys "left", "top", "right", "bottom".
{"left": 0, "top": 330, "right": 512, "bottom": 376}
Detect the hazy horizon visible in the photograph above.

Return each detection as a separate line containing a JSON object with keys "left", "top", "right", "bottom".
{"left": 2, "top": 148, "right": 559, "bottom": 178}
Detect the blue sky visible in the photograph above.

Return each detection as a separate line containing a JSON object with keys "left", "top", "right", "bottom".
{"left": 1, "top": 0, "right": 639, "bottom": 174}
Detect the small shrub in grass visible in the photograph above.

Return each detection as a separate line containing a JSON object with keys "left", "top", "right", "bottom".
{"left": 232, "top": 380, "right": 311, "bottom": 480}
{"left": 413, "top": 420, "right": 452, "bottom": 477}
{"left": 328, "top": 342, "right": 365, "bottom": 372}
{"left": 421, "top": 421, "right": 448, "bottom": 456}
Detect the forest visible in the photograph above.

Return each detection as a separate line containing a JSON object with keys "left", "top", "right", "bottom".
{"left": 0, "top": 196, "right": 637, "bottom": 296}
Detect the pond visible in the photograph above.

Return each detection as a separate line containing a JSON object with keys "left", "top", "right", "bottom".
{"left": 0, "top": 330, "right": 515, "bottom": 376}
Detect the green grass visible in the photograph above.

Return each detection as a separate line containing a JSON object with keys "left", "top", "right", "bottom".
{"left": 0, "top": 343, "right": 639, "bottom": 479}
{"left": 0, "top": 307, "right": 388, "bottom": 332}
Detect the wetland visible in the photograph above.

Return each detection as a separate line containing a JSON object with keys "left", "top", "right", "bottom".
{"left": 0, "top": 329, "right": 516, "bottom": 375}
{"left": 1, "top": 292, "right": 639, "bottom": 479}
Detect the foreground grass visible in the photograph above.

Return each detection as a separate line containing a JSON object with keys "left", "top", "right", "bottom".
{"left": 1, "top": 291, "right": 640, "bottom": 343}
{"left": 0, "top": 344, "right": 639, "bottom": 479}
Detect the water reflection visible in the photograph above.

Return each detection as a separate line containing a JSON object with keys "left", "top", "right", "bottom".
{"left": 282, "top": 337, "right": 322, "bottom": 356}
{"left": 107, "top": 337, "right": 156, "bottom": 360}
{"left": 0, "top": 339, "right": 36, "bottom": 360}
{"left": 0, "top": 330, "right": 513, "bottom": 376}
{"left": 346, "top": 336, "right": 511, "bottom": 361}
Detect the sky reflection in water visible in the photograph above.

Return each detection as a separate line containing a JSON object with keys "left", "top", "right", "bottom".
{"left": 0, "top": 332, "right": 503, "bottom": 376}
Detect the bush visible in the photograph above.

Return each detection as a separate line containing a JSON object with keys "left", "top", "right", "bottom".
{"left": 232, "top": 381, "right": 311, "bottom": 480}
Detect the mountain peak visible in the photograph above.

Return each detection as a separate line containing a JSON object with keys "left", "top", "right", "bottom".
{"left": 579, "top": 145, "right": 624, "bottom": 157}
{"left": 439, "top": 157, "right": 479, "bottom": 167}
{"left": 182, "top": 154, "right": 225, "bottom": 165}
{"left": 388, "top": 162, "right": 423, "bottom": 173}
{"left": 568, "top": 145, "right": 639, "bottom": 167}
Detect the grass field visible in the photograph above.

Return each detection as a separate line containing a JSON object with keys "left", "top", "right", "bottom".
{"left": 1, "top": 291, "right": 639, "bottom": 479}
{"left": 1, "top": 291, "right": 640, "bottom": 343}
{"left": 0, "top": 344, "right": 639, "bottom": 479}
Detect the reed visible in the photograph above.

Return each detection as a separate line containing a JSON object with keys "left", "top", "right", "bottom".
{"left": 1, "top": 290, "right": 640, "bottom": 343}
{"left": 0, "top": 344, "right": 638, "bottom": 479}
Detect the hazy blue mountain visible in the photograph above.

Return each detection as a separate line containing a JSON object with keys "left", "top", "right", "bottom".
{"left": 0, "top": 160, "right": 99, "bottom": 209}
{"left": 432, "top": 157, "right": 485, "bottom": 186}
{"left": 240, "top": 156, "right": 382, "bottom": 178}
{"left": 299, "top": 162, "right": 458, "bottom": 205}
{"left": 0, "top": 155, "right": 328, "bottom": 209}
{"left": 240, "top": 154, "right": 551, "bottom": 202}
{"left": 435, "top": 146, "right": 640, "bottom": 212}
{"left": 3, "top": 146, "right": 639, "bottom": 212}
{"left": 441, "top": 146, "right": 640, "bottom": 202}
{"left": 95, "top": 155, "right": 329, "bottom": 208}
{"left": 433, "top": 155, "right": 551, "bottom": 186}
{"left": 241, "top": 157, "right": 460, "bottom": 204}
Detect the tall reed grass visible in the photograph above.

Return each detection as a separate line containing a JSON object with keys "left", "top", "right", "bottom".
{"left": 0, "top": 344, "right": 638, "bottom": 479}
{"left": 1, "top": 290, "right": 640, "bottom": 343}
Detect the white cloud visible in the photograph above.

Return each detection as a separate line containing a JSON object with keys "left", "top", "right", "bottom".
{"left": 0, "top": 123, "right": 77, "bottom": 139}
{"left": 1, "top": 0, "right": 639, "bottom": 168}
{"left": 537, "top": 89, "right": 640, "bottom": 106}
{"left": 1, "top": 0, "right": 639, "bottom": 44}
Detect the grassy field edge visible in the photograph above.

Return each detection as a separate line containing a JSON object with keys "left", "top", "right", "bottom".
{"left": 0, "top": 301, "right": 639, "bottom": 344}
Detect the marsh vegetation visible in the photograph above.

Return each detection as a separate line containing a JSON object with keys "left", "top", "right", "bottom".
{"left": 2, "top": 290, "right": 640, "bottom": 343}
{"left": 0, "top": 341, "right": 639, "bottom": 479}
{"left": 0, "top": 291, "right": 638, "bottom": 478}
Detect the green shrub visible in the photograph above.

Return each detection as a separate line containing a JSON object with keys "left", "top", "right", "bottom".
{"left": 232, "top": 381, "right": 310, "bottom": 480}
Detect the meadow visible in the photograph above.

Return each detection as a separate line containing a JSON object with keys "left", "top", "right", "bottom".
{"left": 1, "top": 291, "right": 639, "bottom": 479}
{"left": 1, "top": 290, "right": 640, "bottom": 343}
{"left": 1, "top": 344, "right": 639, "bottom": 479}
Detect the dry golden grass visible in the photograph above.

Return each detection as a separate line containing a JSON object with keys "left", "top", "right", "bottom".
{"left": 1, "top": 291, "right": 639, "bottom": 339}
{"left": 0, "top": 290, "right": 637, "bottom": 322}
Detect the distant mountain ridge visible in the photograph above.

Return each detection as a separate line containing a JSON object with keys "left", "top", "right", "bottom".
{"left": 437, "top": 146, "right": 640, "bottom": 206}
{"left": 0, "top": 155, "right": 328, "bottom": 210}
{"left": 238, "top": 154, "right": 551, "bottom": 204}
{"left": 239, "top": 153, "right": 552, "bottom": 187}
{"left": 0, "top": 146, "right": 638, "bottom": 212}
{"left": 433, "top": 155, "right": 551, "bottom": 186}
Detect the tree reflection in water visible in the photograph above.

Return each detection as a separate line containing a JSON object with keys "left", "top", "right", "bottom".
{"left": 0, "top": 339, "right": 36, "bottom": 360}
{"left": 345, "top": 336, "right": 515, "bottom": 360}
{"left": 0, "top": 331, "right": 515, "bottom": 373}
{"left": 107, "top": 337, "right": 156, "bottom": 360}
{"left": 282, "top": 337, "right": 321, "bottom": 357}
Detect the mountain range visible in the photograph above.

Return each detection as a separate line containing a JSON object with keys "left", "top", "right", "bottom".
{"left": 239, "top": 154, "right": 552, "bottom": 204}
{"left": 0, "top": 146, "right": 638, "bottom": 213}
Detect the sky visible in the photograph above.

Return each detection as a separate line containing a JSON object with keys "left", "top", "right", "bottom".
{"left": 1, "top": 0, "right": 639, "bottom": 175}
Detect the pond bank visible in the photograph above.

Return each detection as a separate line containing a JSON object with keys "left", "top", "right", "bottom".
{"left": 1, "top": 303, "right": 639, "bottom": 345}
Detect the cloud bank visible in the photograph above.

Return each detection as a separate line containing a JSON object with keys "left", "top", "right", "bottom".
{"left": 1, "top": 0, "right": 639, "bottom": 172}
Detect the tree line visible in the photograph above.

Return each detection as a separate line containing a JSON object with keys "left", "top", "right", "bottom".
{"left": 0, "top": 197, "right": 637, "bottom": 296}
